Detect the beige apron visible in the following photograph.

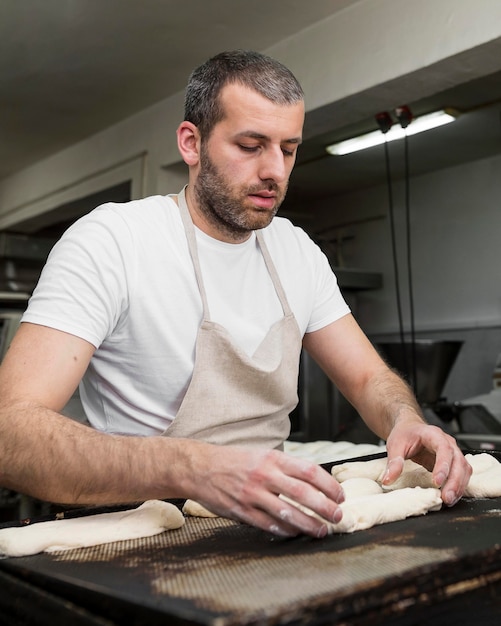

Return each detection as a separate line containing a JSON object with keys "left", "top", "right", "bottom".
{"left": 164, "top": 187, "right": 302, "bottom": 448}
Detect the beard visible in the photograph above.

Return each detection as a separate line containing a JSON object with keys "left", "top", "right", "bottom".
{"left": 193, "top": 143, "right": 287, "bottom": 242}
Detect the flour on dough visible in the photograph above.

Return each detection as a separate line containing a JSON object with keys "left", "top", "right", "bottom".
{"left": 0, "top": 500, "right": 185, "bottom": 558}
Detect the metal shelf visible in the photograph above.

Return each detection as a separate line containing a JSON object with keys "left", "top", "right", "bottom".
{"left": 333, "top": 267, "right": 383, "bottom": 291}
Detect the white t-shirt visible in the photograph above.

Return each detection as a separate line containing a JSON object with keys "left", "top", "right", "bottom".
{"left": 22, "top": 194, "right": 350, "bottom": 435}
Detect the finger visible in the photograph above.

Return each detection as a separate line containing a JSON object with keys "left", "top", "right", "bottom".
{"left": 279, "top": 482, "right": 344, "bottom": 529}
{"left": 231, "top": 494, "right": 331, "bottom": 539}
{"left": 381, "top": 455, "right": 405, "bottom": 486}
{"left": 231, "top": 506, "right": 301, "bottom": 538}
{"left": 276, "top": 494, "right": 333, "bottom": 538}
{"left": 438, "top": 450, "right": 472, "bottom": 506}
{"left": 280, "top": 455, "right": 346, "bottom": 505}
{"left": 417, "top": 429, "right": 463, "bottom": 492}
{"left": 254, "top": 454, "right": 346, "bottom": 534}
{"left": 276, "top": 458, "right": 346, "bottom": 526}
{"left": 400, "top": 426, "right": 472, "bottom": 505}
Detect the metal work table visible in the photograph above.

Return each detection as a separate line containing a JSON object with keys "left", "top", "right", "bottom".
{"left": 0, "top": 492, "right": 500, "bottom": 625}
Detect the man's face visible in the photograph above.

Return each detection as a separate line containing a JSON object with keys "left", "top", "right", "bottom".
{"left": 193, "top": 83, "right": 304, "bottom": 242}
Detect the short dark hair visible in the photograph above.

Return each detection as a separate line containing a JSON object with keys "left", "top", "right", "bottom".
{"left": 184, "top": 50, "right": 304, "bottom": 138}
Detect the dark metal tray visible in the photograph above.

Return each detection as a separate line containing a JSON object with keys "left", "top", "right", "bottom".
{"left": 1, "top": 451, "right": 500, "bottom": 625}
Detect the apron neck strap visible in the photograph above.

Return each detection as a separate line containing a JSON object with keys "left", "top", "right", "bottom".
{"left": 177, "top": 186, "right": 211, "bottom": 319}
{"left": 177, "top": 186, "right": 293, "bottom": 318}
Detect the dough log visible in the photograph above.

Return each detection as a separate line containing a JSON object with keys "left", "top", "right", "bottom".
{"left": 332, "top": 452, "right": 501, "bottom": 499}
{"left": 280, "top": 486, "right": 442, "bottom": 534}
{"left": 0, "top": 500, "right": 185, "bottom": 558}
{"left": 182, "top": 499, "right": 219, "bottom": 517}
{"left": 464, "top": 453, "right": 501, "bottom": 498}
{"left": 331, "top": 457, "right": 434, "bottom": 490}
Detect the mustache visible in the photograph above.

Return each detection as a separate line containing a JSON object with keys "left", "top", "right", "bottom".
{"left": 246, "top": 182, "right": 282, "bottom": 194}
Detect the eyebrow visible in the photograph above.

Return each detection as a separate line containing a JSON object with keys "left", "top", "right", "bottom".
{"left": 236, "top": 131, "right": 303, "bottom": 145}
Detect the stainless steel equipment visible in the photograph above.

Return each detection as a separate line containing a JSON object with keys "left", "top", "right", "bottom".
{"left": 378, "top": 339, "right": 501, "bottom": 450}
{"left": 377, "top": 339, "right": 463, "bottom": 406}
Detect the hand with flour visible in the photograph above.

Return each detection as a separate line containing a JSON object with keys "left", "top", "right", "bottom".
{"left": 186, "top": 444, "right": 346, "bottom": 538}
{"left": 381, "top": 420, "right": 472, "bottom": 506}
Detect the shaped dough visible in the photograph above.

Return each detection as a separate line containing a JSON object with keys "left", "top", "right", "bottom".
{"left": 182, "top": 499, "right": 219, "bottom": 517}
{"left": 339, "top": 477, "right": 383, "bottom": 499}
{"left": 464, "top": 453, "right": 501, "bottom": 498}
{"left": 331, "top": 457, "right": 433, "bottom": 489}
{"left": 0, "top": 500, "right": 184, "bottom": 558}
{"left": 280, "top": 486, "right": 442, "bottom": 534}
{"left": 331, "top": 457, "right": 388, "bottom": 483}
{"left": 332, "top": 452, "right": 501, "bottom": 499}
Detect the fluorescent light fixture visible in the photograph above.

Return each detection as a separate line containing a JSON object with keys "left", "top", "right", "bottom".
{"left": 326, "top": 109, "right": 458, "bottom": 156}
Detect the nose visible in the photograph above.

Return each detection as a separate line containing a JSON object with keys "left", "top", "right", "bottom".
{"left": 258, "top": 146, "right": 288, "bottom": 183}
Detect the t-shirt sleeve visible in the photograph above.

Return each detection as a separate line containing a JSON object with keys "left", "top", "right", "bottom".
{"left": 21, "top": 207, "right": 132, "bottom": 348}
{"left": 265, "top": 218, "right": 350, "bottom": 335}
{"left": 305, "top": 238, "right": 351, "bottom": 333}
{"left": 282, "top": 223, "right": 350, "bottom": 333}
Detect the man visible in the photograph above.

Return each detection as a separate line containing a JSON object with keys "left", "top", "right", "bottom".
{"left": 0, "top": 51, "right": 471, "bottom": 539}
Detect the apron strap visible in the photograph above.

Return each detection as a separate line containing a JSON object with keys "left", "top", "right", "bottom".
{"left": 255, "top": 230, "right": 293, "bottom": 317}
{"left": 177, "top": 186, "right": 211, "bottom": 319}
{"left": 177, "top": 185, "right": 293, "bottom": 319}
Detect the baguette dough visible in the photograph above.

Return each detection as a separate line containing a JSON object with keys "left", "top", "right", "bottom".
{"left": 164, "top": 453, "right": 501, "bottom": 538}
{"left": 280, "top": 486, "right": 443, "bottom": 534}
{"left": 182, "top": 499, "right": 219, "bottom": 517}
{"left": 339, "top": 477, "right": 384, "bottom": 499}
{"left": 332, "top": 457, "right": 434, "bottom": 490}
{"left": 331, "top": 452, "right": 501, "bottom": 498}
{"left": 464, "top": 453, "right": 501, "bottom": 498}
{"left": 0, "top": 500, "right": 184, "bottom": 558}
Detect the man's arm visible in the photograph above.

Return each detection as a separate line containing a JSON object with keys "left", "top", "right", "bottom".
{"left": 0, "top": 322, "right": 345, "bottom": 538}
{"left": 303, "top": 314, "right": 472, "bottom": 506}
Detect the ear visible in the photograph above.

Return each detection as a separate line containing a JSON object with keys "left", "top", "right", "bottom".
{"left": 177, "top": 121, "right": 201, "bottom": 166}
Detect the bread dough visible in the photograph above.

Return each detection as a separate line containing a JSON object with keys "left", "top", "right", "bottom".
{"left": 284, "top": 440, "right": 385, "bottom": 465}
{"left": 339, "top": 477, "right": 384, "bottom": 499}
{"left": 464, "top": 453, "right": 501, "bottom": 498}
{"left": 182, "top": 499, "right": 219, "bottom": 517}
{"left": 280, "top": 486, "right": 442, "bottom": 534}
{"left": 332, "top": 452, "right": 501, "bottom": 498}
{"left": 0, "top": 500, "right": 185, "bottom": 558}
{"left": 333, "top": 457, "right": 435, "bottom": 491}
{"left": 331, "top": 457, "right": 388, "bottom": 482}
{"left": 170, "top": 453, "right": 501, "bottom": 537}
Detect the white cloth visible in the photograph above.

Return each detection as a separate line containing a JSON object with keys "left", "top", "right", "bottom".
{"left": 22, "top": 194, "right": 350, "bottom": 436}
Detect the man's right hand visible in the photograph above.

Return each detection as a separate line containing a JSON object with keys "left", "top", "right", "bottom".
{"left": 185, "top": 444, "right": 345, "bottom": 538}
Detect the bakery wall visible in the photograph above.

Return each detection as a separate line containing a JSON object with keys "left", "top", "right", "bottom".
{"left": 292, "top": 153, "right": 501, "bottom": 403}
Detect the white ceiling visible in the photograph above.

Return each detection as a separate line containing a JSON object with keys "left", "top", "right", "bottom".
{"left": 2, "top": 0, "right": 501, "bottom": 220}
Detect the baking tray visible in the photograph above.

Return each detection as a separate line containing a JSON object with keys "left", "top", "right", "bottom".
{"left": 1, "top": 451, "right": 501, "bottom": 625}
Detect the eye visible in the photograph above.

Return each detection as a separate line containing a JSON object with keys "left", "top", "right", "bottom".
{"left": 239, "top": 144, "right": 259, "bottom": 153}
{"left": 282, "top": 147, "right": 295, "bottom": 157}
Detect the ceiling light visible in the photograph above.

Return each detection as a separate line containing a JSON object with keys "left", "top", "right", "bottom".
{"left": 325, "top": 109, "right": 458, "bottom": 156}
